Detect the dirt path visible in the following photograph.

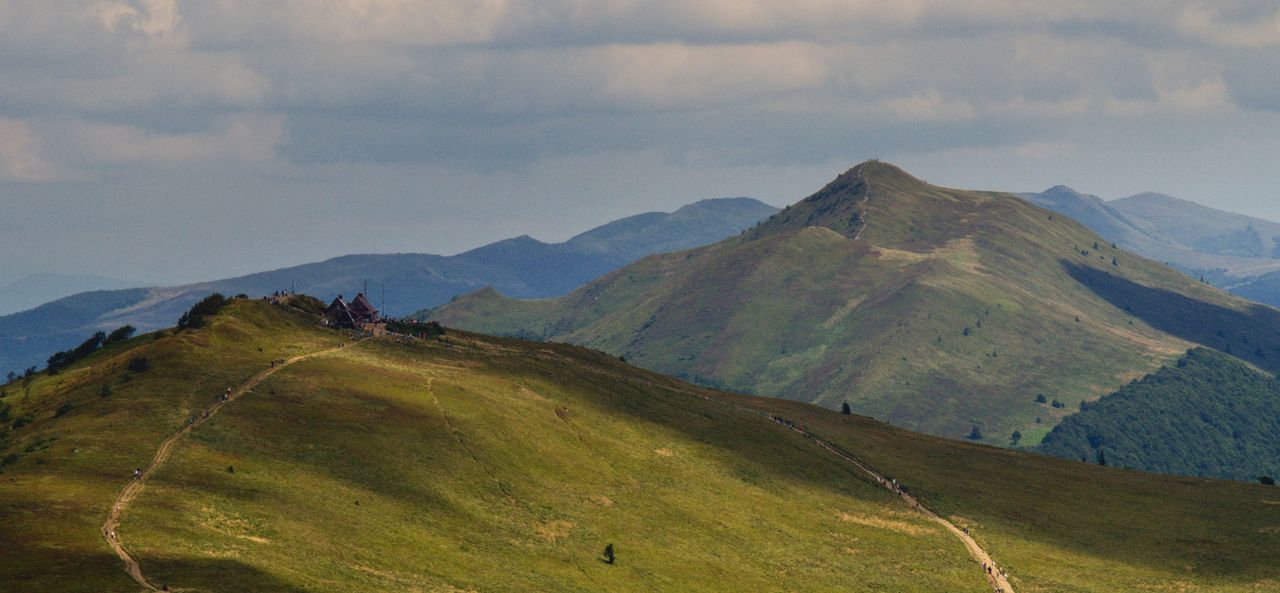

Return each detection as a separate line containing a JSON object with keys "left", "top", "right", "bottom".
{"left": 101, "top": 340, "right": 359, "bottom": 591}
{"left": 805, "top": 434, "right": 1015, "bottom": 592}
{"left": 672, "top": 382, "right": 1015, "bottom": 592}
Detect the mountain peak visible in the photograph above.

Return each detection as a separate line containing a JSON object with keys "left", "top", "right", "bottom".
{"left": 748, "top": 160, "right": 925, "bottom": 240}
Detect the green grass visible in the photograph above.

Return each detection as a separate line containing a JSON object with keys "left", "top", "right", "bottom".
{"left": 2, "top": 301, "right": 1277, "bottom": 591}
{"left": 428, "top": 161, "right": 1272, "bottom": 442}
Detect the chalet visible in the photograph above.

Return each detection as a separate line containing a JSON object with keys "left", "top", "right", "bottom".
{"left": 348, "top": 293, "right": 379, "bottom": 324}
{"left": 324, "top": 293, "right": 379, "bottom": 328}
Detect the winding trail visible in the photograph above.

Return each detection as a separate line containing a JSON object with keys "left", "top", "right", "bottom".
{"left": 101, "top": 340, "right": 359, "bottom": 591}
{"left": 677, "top": 384, "right": 1015, "bottom": 592}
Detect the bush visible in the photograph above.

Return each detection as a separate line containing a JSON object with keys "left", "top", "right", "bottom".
{"left": 127, "top": 357, "right": 151, "bottom": 373}
{"left": 967, "top": 425, "right": 983, "bottom": 440}
{"left": 841, "top": 402, "right": 852, "bottom": 415}
{"left": 46, "top": 331, "right": 107, "bottom": 374}
{"left": 12, "top": 415, "right": 34, "bottom": 429}
{"left": 178, "top": 293, "right": 229, "bottom": 329}
{"left": 1051, "top": 399, "right": 1065, "bottom": 409}
{"left": 1035, "top": 393, "right": 1047, "bottom": 403}
{"left": 54, "top": 402, "right": 74, "bottom": 418}
{"left": 1010, "top": 430, "right": 1022, "bottom": 445}
{"left": 0, "top": 402, "right": 10, "bottom": 423}
{"left": 104, "top": 325, "right": 136, "bottom": 345}
{"left": 99, "top": 383, "right": 112, "bottom": 398}
{"left": 1261, "top": 476, "right": 1276, "bottom": 486}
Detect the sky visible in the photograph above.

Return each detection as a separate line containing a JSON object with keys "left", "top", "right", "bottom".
{"left": 2, "top": 1, "right": 1280, "bottom": 286}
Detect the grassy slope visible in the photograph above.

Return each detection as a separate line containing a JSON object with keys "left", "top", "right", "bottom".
{"left": 429, "top": 161, "right": 1277, "bottom": 443}
{"left": 733, "top": 395, "right": 1280, "bottom": 593}
{"left": 2, "top": 302, "right": 1278, "bottom": 592}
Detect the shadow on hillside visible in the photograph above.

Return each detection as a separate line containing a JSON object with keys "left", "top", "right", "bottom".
{"left": 0, "top": 548, "right": 312, "bottom": 593}
{"left": 1063, "top": 260, "right": 1280, "bottom": 374}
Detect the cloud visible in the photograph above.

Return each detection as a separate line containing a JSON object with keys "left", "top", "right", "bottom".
{"left": 0, "top": 118, "right": 58, "bottom": 182}
{"left": 60, "top": 114, "right": 286, "bottom": 166}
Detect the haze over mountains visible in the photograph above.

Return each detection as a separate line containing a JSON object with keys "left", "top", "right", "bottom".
{"left": 1021, "top": 187, "right": 1280, "bottom": 304}
{"left": 430, "top": 161, "right": 1280, "bottom": 443}
{"left": 0, "top": 198, "right": 776, "bottom": 377}
{"left": 0, "top": 274, "right": 141, "bottom": 317}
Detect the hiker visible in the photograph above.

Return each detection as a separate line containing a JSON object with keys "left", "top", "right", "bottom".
{"left": 133, "top": 467, "right": 142, "bottom": 479}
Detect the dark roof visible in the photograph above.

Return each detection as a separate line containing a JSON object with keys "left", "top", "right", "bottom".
{"left": 349, "top": 293, "right": 378, "bottom": 316}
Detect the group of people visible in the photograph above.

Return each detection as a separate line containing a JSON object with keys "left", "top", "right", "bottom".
{"left": 981, "top": 562, "right": 1008, "bottom": 591}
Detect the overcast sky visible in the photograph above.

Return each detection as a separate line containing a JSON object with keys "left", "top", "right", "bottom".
{"left": 2, "top": 1, "right": 1280, "bottom": 285}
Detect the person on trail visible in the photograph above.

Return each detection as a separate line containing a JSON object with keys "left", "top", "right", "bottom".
{"left": 133, "top": 467, "right": 141, "bottom": 479}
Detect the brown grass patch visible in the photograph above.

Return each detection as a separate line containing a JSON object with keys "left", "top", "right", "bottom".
{"left": 533, "top": 520, "right": 574, "bottom": 543}
{"left": 836, "top": 511, "right": 932, "bottom": 536}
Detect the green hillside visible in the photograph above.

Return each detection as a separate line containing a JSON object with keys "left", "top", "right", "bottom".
{"left": 2, "top": 300, "right": 1278, "bottom": 592}
{"left": 1040, "top": 347, "right": 1280, "bottom": 481}
{"left": 427, "top": 161, "right": 1280, "bottom": 442}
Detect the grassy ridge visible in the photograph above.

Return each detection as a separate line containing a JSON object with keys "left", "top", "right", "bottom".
{"left": 429, "top": 161, "right": 1274, "bottom": 442}
{"left": 2, "top": 301, "right": 1278, "bottom": 591}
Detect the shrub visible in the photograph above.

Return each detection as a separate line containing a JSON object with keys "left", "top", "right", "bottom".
{"left": 1035, "top": 393, "right": 1047, "bottom": 403}
{"left": 47, "top": 331, "right": 107, "bottom": 374}
{"left": 1010, "top": 430, "right": 1022, "bottom": 445}
{"left": 0, "top": 402, "right": 10, "bottom": 423}
{"left": 1051, "top": 399, "right": 1065, "bottom": 409}
{"left": 967, "top": 425, "right": 983, "bottom": 440}
{"left": 127, "top": 357, "right": 152, "bottom": 373}
{"left": 104, "top": 325, "right": 136, "bottom": 345}
{"left": 178, "top": 293, "right": 229, "bottom": 329}
{"left": 12, "top": 415, "right": 34, "bottom": 429}
{"left": 1260, "top": 476, "right": 1275, "bottom": 486}
{"left": 99, "top": 383, "right": 112, "bottom": 398}
{"left": 841, "top": 402, "right": 852, "bottom": 415}
{"left": 54, "top": 402, "right": 74, "bottom": 418}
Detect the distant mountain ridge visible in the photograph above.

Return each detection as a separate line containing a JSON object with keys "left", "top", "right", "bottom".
{"left": 0, "top": 273, "right": 141, "bottom": 316}
{"left": 0, "top": 197, "right": 777, "bottom": 375}
{"left": 1021, "top": 187, "right": 1280, "bottom": 303}
{"left": 429, "top": 161, "right": 1280, "bottom": 442}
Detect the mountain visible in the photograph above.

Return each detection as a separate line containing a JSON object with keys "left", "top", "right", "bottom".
{"left": 1018, "top": 186, "right": 1173, "bottom": 257}
{"left": 2, "top": 299, "right": 1277, "bottom": 592}
{"left": 0, "top": 198, "right": 777, "bottom": 377}
{"left": 1111, "top": 193, "right": 1280, "bottom": 260}
{"left": 1039, "top": 347, "right": 1280, "bottom": 482}
{"left": 0, "top": 274, "right": 140, "bottom": 316}
{"left": 1021, "top": 187, "right": 1280, "bottom": 300}
{"left": 428, "top": 161, "right": 1280, "bottom": 442}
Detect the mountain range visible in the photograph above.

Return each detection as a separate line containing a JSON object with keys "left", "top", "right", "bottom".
{"left": 2, "top": 298, "right": 1276, "bottom": 592}
{"left": 429, "top": 161, "right": 1280, "bottom": 443}
{"left": 0, "top": 198, "right": 776, "bottom": 376}
{"left": 1020, "top": 187, "right": 1280, "bottom": 303}
{"left": 0, "top": 274, "right": 141, "bottom": 317}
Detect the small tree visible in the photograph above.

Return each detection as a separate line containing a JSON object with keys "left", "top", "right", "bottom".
{"left": 5, "top": 371, "right": 15, "bottom": 383}
{"left": 603, "top": 543, "right": 615, "bottom": 564}
{"left": 1035, "top": 393, "right": 1047, "bottom": 403}
{"left": 967, "top": 425, "right": 983, "bottom": 440}
{"left": 1051, "top": 399, "right": 1065, "bottom": 409}
{"left": 1096, "top": 448, "right": 1107, "bottom": 466}
{"left": 1010, "top": 430, "right": 1022, "bottom": 445}
{"left": 841, "top": 402, "right": 852, "bottom": 415}
{"left": 962, "top": 327, "right": 971, "bottom": 337}
{"left": 1260, "top": 476, "right": 1276, "bottom": 486}
{"left": 104, "top": 325, "right": 137, "bottom": 345}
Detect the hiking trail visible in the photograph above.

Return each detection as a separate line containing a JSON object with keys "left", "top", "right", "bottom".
{"left": 674, "top": 385, "right": 1016, "bottom": 592}
{"left": 101, "top": 340, "right": 360, "bottom": 591}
